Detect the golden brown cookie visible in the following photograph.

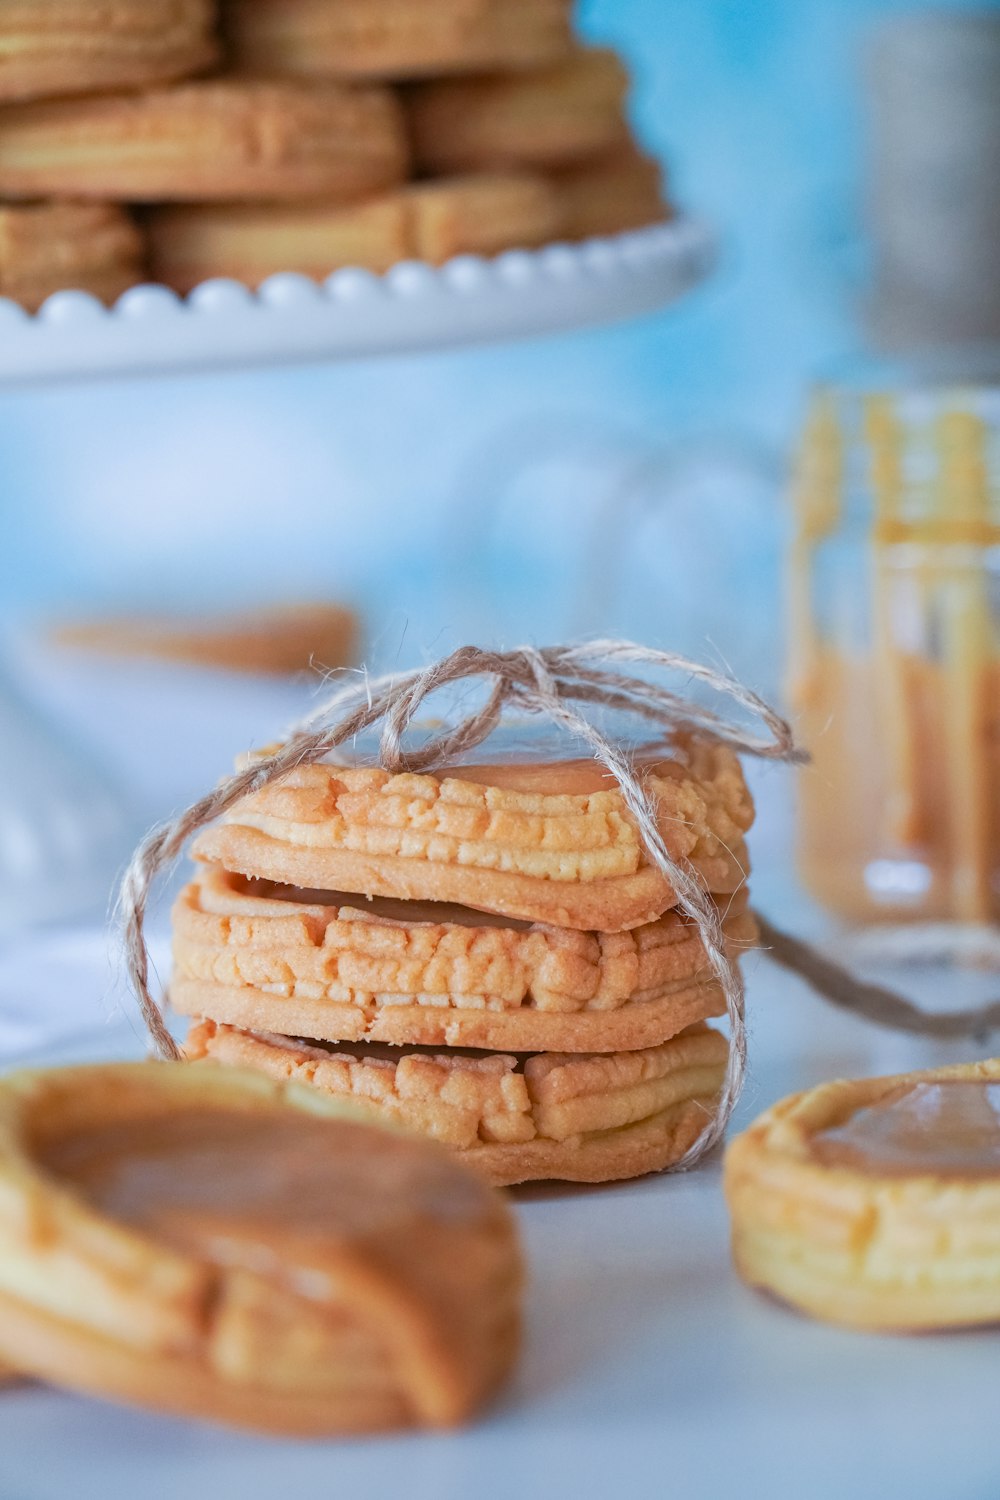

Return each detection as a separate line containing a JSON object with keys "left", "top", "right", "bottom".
{"left": 191, "top": 744, "right": 754, "bottom": 933}
{"left": 725, "top": 1058, "right": 1000, "bottom": 1331}
{"left": 186, "top": 1020, "right": 728, "bottom": 1185}
{"left": 171, "top": 866, "right": 756, "bottom": 1051}
{"left": 0, "top": 80, "right": 408, "bottom": 202}
{"left": 550, "top": 145, "right": 670, "bottom": 239}
{"left": 52, "top": 602, "right": 358, "bottom": 677}
{"left": 224, "top": 0, "right": 573, "bottom": 82}
{"left": 147, "top": 172, "right": 561, "bottom": 292}
{"left": 0, "top": 201, "right": 143, "bottom": 309}
{"left": 0, "top": 0, "right": 218, "bottom": 105}
{"left": 408, "top": 49, "right": 631, "bottom": 174}
{"left": 0, "top": 1061, "right": 521, "bottom": 1433}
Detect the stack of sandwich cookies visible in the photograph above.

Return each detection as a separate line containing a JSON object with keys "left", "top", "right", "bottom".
{"left": 146, "top": 25, "right": 670, "bottom": 288}
{"left": 173, "top": 748, "right": 757, "bottom": 1185}
{"left": 0, "top": 0, "right": 670, "bottom": 306}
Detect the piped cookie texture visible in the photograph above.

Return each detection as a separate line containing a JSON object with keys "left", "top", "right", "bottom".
{"left": 0, "top": 1062, "right": 522, "bottom": 1432}
{"left": 171, "top": 867, "right": 756, "bottom": 1052}
{"left": 724, "top": 1059, "right": 1000, "bottom": 1331}
{"left": 169, "top": 734, "right": 755, "bottom": 1183}
{"left": 191, "top": 745, "right": 754, "bottom": 933}
{"left": 185, "top": 1022, "right": 729, "bottom": 1186}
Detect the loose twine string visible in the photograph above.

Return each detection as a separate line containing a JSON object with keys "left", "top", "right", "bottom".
{"left": 119, "top": 640, "right": 804, "bottom": 1170}
{"left": 757, "top": 916, "right": 1000, "bottom": 1041}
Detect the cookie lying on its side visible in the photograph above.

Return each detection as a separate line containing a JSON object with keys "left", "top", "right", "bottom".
{"left": 407, "top": 49, "right": 631, "bottom": 174}
{"left": 549, "top": 145, "right": 670, "bottom": 240}
{"left": 0, "top": 0, "right": 218, "bottom": 105}
{"left": 147, "top": 172, "right": 561, "bottom": 291}
{"left": 186, "top": 1019, "right": 729, "bottom": 1185}
{"left": 52, "top": 602, "right": 358, "bottom": 677}
{"left": 0, "top": 79, "right": 409, "bottom": 202}
{"left": 223, "top": 0, "right": 573, "bottom": 81}
{"left": 0, "top": 1062, "right": 522, "bottom": 1433}
{"left": 171, "top": 866, "right": 756, "bottom": 1052}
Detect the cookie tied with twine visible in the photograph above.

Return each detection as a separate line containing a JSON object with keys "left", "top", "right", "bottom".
{"left": 119, "top": 640, "right": 804, "bottom": 1170}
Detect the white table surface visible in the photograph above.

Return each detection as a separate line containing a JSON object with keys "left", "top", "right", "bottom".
{"left": 1, "top": 646, "right": 997, "bottom": 1500}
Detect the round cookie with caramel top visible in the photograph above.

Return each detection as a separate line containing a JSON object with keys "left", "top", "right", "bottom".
{"left": 186, "top": 1019, "right": 729, "bottom": 1185}
{"left": 0, "top": 79, "right": 408, "bottom": 202}
{"left": 725, "top": 1058, "right": 1000, "bottom": 1331}
{"left": 0, "top": 1061, "right": 521, "bottom": 1433}
{"left": 171, "top": 865, "right": 755, "bottom": 1052}
{"left": 191, "top": 742, "right": 754, "bottom": 933}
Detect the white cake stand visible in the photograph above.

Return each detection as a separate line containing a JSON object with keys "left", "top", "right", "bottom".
{"left": 0, "top": 218, "right": 712, "bottom": 385}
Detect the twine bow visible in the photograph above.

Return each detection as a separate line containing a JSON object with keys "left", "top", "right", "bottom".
{"left": 119, "top": 640, "right": 805, "bottom": 1169}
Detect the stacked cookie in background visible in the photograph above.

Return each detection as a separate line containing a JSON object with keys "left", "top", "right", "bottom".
{"left": 172, "top": 742, "right": 757, "bottom": 1185}
{"left": 0, "top": 0, "right": 220, "bottom": 307}
{"left": 0, "top": 0, "right": 669, "bottom": 308}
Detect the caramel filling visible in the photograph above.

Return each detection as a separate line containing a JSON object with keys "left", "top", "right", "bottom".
{"left": 39, "top": 1108, "right": 487, "bottom": 1291}
{"left": 811, "top": 1080, "right": 1000, "bottom": 1177}
{"left": 247, "top": 878, "right": 535, "bottom": 931}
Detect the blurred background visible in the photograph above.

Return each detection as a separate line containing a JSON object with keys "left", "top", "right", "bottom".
{"left": 5, "top": 0, "right": 996, "bottom": 677}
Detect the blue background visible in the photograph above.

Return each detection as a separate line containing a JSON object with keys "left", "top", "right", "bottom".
{"left": 0, "top": 0, "right": 991, "bottom": 686}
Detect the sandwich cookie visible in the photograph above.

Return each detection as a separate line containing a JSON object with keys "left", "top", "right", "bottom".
{"left": 187, "top": 1020, "right": 729, "bottom": 1185}
{"left": 223, "top": 0, "right": 573, "bottom": 82}
{"left": 549, "top": 145, "right": 670, "bottom": 239}
{"left": 0, "top": 0, "right": 217, "bottom": 105}
{"left": 0, "top": 201, "right": 143, "bottom": 309}
{"left": 190, "top": 745, "right": 754, "bottom": 933}
{"left": 0, "top": 1061, "right": 521, "bottom": 1431}
{"left": 408, "top": 49, "right": 631, "bottom": 174}
{"left": 147, "top": 171, "right": 560, "bottom": 291}
{"left": 171, "top": 866, "right": 756, "bottom": 1052}
{"left": 0, "top": 80, "right": 408, "bottom": 201}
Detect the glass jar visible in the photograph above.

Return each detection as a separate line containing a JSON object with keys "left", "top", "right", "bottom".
{"left": 790, "top": 364, "right": 1000, "bottom": 924}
